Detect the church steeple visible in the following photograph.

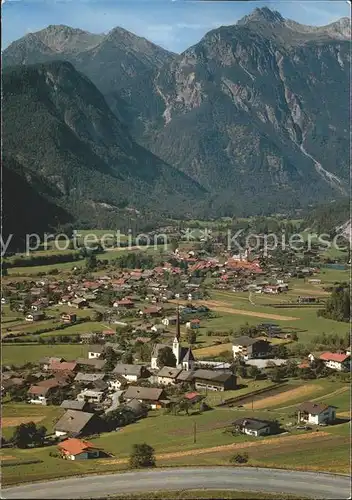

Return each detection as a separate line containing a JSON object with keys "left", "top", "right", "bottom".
{"left": 175, "top": 305, "right": 181, "bottom": 341}
{"left": 173, "top": 305, "right": 181, "bottom": 366}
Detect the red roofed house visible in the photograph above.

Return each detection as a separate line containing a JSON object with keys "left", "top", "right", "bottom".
{"left": 58, "top": 438, "right": 101, "bottom": 460}
{"left": 28, "top": 378, "right": 69, "bottom": 405}
{"left": 184, "top": 392, "right": 204, "bottom": 404}
{"left": 318, "top": 352, "right": 350, "bottom": 372}
{"left": 186, "top": 319, "right": 200, "bottom": 329}
{"left": 143, "top": 306, "right": 162, "bottom": 317}
{"left": 112, "top": 278, "right": 125, "bottom": 286}
{"left": 50, "top": 361, "right": 78, "bottom": 373}
{"left": 82, "top": 281, "right": 100, "bottom": 290}
{"left": 113, "top": 298, "right": 134, "bottom": 309}
{"left": 101, "top": 329, "right": 115, "bottom": 337}
{"left": 297, "top": 361, "right": 310, "bottom": 370}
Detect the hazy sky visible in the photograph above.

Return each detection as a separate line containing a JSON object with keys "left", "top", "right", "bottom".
{"left": 2, "top": 0, "right": 350, "bottom": 53}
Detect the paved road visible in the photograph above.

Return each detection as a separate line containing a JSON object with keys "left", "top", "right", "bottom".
{"left": 3, "top": 467, "right": 351, "bottom": 499}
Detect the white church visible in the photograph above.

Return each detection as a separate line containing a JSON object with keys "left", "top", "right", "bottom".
{"left": 151, "top": 308, "right": 195, "bottom": 371}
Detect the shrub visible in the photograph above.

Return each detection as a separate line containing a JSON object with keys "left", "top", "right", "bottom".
{"left": 229, "top": 452, "right": 249, "bottom": 464}
{"left": 129, "top": 443, "right": 156, "bottom": 469}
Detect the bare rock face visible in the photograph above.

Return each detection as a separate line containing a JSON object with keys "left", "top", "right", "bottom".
{"left": 141, "top": 8, "right": 350, "bottom": 213}
{"left": 3, "top": 7, "right": 350, "bottom": 216}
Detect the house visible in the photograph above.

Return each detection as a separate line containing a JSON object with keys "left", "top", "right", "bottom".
{"left": 31, "top": 301, "right": 45, "bottom": 311}
{"left": 88, "top": 345, "right": 104, "bottom": 359}
{"left": 101, "top": 329, "right": 116, "bottom": 338}
{"left": 233, "top": 417, "right": 273, "bottom": 437}
{"left": 142, "top": 306, "right": 163, "bottom": 317}
{"left": 113, "top": 364, "right": 150, "bottom": 383}
{"left": 60, "top": 400, "right": 90, "bottom": 412}
{"left": 2, "top": 377, "right": 26, "bottom": 393}
{"left": 113, "top": 298, "right": 134, "bottom": 309}
{"left": 263, "top": 285, "right": 280, "bottom": 294}
{"left": 124, "top": 399, "right": 149, "bottom": 419}
{"left": 77, "top": 389, "right": 106, "bottom": 404}
{"left": 59, "top": 295, "right": 72, "bottom": 305}
{"left": 193, "top": 369, "right": 237, "bottom": 392}
{"left": 61, "top": 313, "right": 77, "bottom": 324}
{"left": 40, "top": 357, "right": 64, "bottom": 371}
{"left": 148, "top": 325, "right": 164, "bottom": 336}
{"left": 93, "top": 379, "right": 109, "bottom": 392}
{"left": 162, "top": 316, "right": 177, "bottom": 326}
{"left": 186, "top": 319, "right": 200, "bottom": 329}
{"left": 123, "top": 386, "right": 167, "bottom": 409}
{"left": 297, "top": 402, "right": 337, "bottom": 425}
{"left": 25, "top": 312, "right": 45, "bottom": 322}
{"left": 346, "top": 346, "right": 351, "bottom": 357}
{"left": 54, "top": 410, "right": 99, "bottom": 437}
{"left": 176, "top": 370, "right": 196, "bottom": 383}
{"left": 157, "top": 366, "right": 183, "bottom": 386}
{"left": 28, "top": 378, "right": 67, "bottom": 405}
{"left": 69, "top": 298, "right": 87, "bottom": 309}
{"left": 74, "top": 373, "right": 106, "bottom": 385}
{"left": 107, "top": 374, "right": 128, "bottom": 391}
{"left": 50, "top": 361, "right": 78, "bottom": 374}
{"left": 76, "top": 358, "right": 107, "bottom": 371}
{"left": 58, "top": 438, "right": 101, "bottom": 460}
{"left": 184, "top": 392, "right": 204, "bottom": 404}
{"left": 232, "top": 336, "right": 270, "bottom": 360}
{"left": 318, "top": 352, "right": 350, "bottom": 372}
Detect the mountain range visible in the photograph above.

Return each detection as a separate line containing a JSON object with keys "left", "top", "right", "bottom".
{"left": 3, "top": 7, "right": 350, "bottom": 234}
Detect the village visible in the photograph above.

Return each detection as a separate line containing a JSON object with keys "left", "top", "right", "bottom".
{"left": 1, "top": 235, "right": 350, "bottom": 486}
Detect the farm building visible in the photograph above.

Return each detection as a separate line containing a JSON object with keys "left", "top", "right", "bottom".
{"left": 192, "top": 369, "right": 236, "bottom": 392}
{"left": 123, "top": 386, "right": 168, "bottom": 409}
{"left": 318, "top": 352, "right": 351, "bottom": 372}
{"left": 54, "top": 410, "right": 100, "bottom": 437}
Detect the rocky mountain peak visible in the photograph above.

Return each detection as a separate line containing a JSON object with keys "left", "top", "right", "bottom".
{"left": 324, "top": 17, "right": 351, "bottom": 38}
{"left": 237, "top": 7, "right": 284, "bottom": 26}
{"left": 44, "top": 24, "right": 86, "bottom": 34}
{"left": 285, "top": 16, "right": 351, "bottom": 40}
{"left": 35, "top": 24, "right": 104, "bottom": 53}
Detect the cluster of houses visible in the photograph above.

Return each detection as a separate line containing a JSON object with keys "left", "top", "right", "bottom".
{"left": 3, "top": 245, "right": 349, "bottom": 461}
{"left": 3, "top": 305, "right": 348, "bottom": 461}
{"left": 231, "top": 334, "right": 350, "bottom": 372}
{"left": 52, "top": 393, "right": 341, "bottom": 461}
{"left": 3, "top": 313, "right": 239, "bottom": 447}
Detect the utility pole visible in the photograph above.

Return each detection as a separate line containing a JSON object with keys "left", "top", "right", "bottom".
{"left": 193, "top": 422, "right": 197, "bottom": 444}
{"left": 252, "top": 396, "right": 254, "bottom": 411}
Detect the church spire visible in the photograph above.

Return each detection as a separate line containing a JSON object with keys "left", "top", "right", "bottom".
{"left": 175, "top": 305, "right": 181, "bottom": 341}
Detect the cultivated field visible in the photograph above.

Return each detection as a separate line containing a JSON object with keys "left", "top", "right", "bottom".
{"left": 1, "top": 404, "right": 64, "bottom": 440}
{"left": 2, "top": 344, "right": 89, "bottom": 366}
